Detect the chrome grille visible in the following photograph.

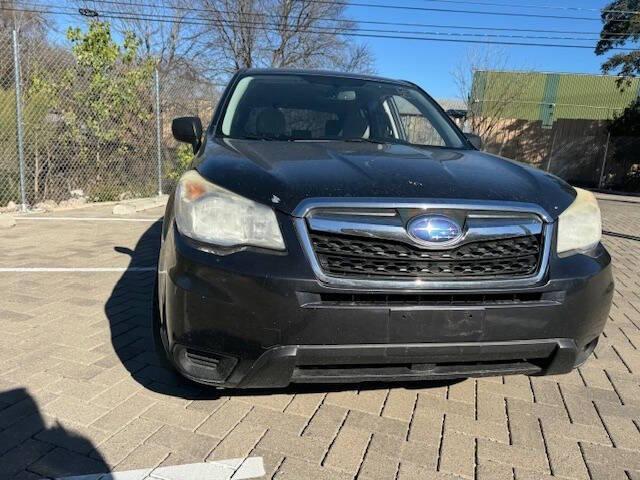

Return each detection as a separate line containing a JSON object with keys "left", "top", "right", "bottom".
{"left": 300, "top": 204, "right": 548, "bottom": 283}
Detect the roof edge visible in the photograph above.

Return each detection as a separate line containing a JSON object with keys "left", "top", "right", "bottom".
{"left": 239, "top": 68, "right": 413, "bottom": 86}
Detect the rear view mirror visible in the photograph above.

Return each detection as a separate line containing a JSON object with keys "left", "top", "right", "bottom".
{"left": 172, "top": 116, "right": 203, "bottom": 153}
{"left": 465, "top": 133, "right": 482, "bottom": 150}
{"left": 337, "top": 90, "right": 356, "bottom": 101}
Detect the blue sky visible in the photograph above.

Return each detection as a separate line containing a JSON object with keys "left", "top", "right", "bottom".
{"left": 344, "top": 0, "right": 619, "bottom": 98}
{"left": 52, "top": 0, "right": 625, "bottom": 99}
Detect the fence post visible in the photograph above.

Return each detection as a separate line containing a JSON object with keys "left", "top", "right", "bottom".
{"left": 154, "top": 68, "right": 162, "bottom": 196}
{"left": 598, "top": 130, "right": 611, "bottom": 189}
{"left": 12, "top": 30, "right": 27, "bottom": 211}
{"left": 545, "top": 127, "right": 558, "bottom": 172}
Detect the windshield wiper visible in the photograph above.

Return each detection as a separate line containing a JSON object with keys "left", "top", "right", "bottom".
{"left": 347, "top": 137, "right": 420, "bottom": 147}
{"left": 343, "top": 137, "right": 388, "bottom": 145}
{"left": 234, "top": 135, "right": 402, "bottom": 145}
{"left": 235, "top": 134, "right": 281, "bottom": 141}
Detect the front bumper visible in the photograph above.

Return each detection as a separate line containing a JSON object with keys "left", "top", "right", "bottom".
{"left": 159, "top": 217, "right": 614, "bottom": 388}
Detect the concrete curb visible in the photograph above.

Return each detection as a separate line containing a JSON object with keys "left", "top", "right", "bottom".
{"left": 595, "top": 192, "right": 640, "bottom": 205}
{"left": 0, "top": 215, "right": 16, "bottom": 229}
{"left": 112, "top": 195, "right": 168, "bottom": 215}
{"left": 3, "top": 195, "right": 169, "bottom": 216}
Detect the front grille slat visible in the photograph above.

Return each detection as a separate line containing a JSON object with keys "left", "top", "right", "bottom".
{"left": 310, "top": 231, "right": 541, "bottom": 280}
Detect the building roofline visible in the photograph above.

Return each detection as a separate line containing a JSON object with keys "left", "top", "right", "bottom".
{"left": 474, "top": 69, "right": 638, "bottom": 80}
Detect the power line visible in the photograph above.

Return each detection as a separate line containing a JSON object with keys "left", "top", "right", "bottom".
{"left": 414, "top": 0, "right": 640, "bottom": 16}
{"left": 22, "top": 0, "right": 635, "bottom": 37}
{"left": 14, "top": 0, "right": 612, "bottom": 23}
{"left": 58, "top": 4, "right": 609, "bottom": 42}
{"left": 68, "top": 0, "right": 640, "bottom": 18}
{"left": 304, "top": 0, "right": 640, "bottom": 23}
{"left": 288, "top": 0, "right": 605, "bottom": 22}
{"left": 2, "top": 4, "right": 582, "bottom": 43}
{"left": 78, "top": 0, "right": 618, "bottom": 36}
{"left": 3, "top": 4, "right": 636, "bottom": 51}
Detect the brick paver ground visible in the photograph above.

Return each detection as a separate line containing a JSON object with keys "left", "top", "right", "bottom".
{"left": 0, "top": 199, "right": 639, "bottom": 480}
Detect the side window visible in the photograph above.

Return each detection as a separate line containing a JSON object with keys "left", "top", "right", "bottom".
{"left": 392, "top": 95, "right": 446, "bottom": 146}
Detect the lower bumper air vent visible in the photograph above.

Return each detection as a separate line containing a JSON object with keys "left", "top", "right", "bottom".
{"left": 175, "top": 346, "right": 238, "bottom": 383}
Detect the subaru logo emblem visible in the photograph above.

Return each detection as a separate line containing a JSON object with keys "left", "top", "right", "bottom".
{"left": 407, "top": 214, "right": 463, "bottom": 246}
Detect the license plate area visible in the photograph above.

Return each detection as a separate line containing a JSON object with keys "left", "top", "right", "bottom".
{"left": 390, "top": 306, "right": 486, "bottom": 343}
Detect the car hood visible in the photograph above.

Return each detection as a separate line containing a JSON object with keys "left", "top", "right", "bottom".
{"left": 195, "top": 137, "right": 576, "bottom": 219}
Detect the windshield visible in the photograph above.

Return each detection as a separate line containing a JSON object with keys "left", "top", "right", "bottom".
{"left": 217, "top": 74, "right": 467, "bottom": 148}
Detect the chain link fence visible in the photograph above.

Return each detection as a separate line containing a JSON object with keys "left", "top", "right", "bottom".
{"left": 0, "top": 29, "right": 220, "bottom": 212}
{"left": 160, "top": 77, "right": 221, "bottom": 194}
{"left": 3, "top": 28, "right": 640, "bottom": 210}
{"left": 0, "top": 30, "right": 20, "bottom": 208}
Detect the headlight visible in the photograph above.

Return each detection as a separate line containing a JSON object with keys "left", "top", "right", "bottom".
{"left": 175, "top": 170, "right": 285, "bottom": 251}
{"left": 557, "top": 187, "right": 601, "bottom": 256}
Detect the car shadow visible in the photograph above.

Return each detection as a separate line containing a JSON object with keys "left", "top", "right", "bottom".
{"left": 105, "top": 220, "right": 463, "bottom": 400}
{"left": 0, "top": 388, "right": 110, "bottom": 478}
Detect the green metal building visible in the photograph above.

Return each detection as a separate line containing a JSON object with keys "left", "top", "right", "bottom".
{"left": 469, "top": 70, "right": 640, "bottom": 191}
{"left": 471, "top": 70, "right": 640, "bottom": 127}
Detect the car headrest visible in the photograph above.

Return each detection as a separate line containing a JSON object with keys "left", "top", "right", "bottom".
{"left": 342, "top": 111, "right": 369, "bottom": 138}
{"left": 256, "top": 108, "right": 286, "bottom": 137}
{"left": 325, "top": 119, "right": 340, "bottom": 137}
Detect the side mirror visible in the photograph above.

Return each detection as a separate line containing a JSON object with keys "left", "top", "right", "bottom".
{"left": 172, "top": 116, "right": 203, "bottom": 153}
{"left": 446, "top": 109, "right": 466, "bottom": 120}
{"left": 465, "top": 133, "right": 482, "bottom": 150}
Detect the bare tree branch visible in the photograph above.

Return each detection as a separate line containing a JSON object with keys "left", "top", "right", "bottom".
{"left": 451, "top": 48, "right": 535, "bottom": 146}
{"left": 193, "top": 0, "right": 374, "bottom": 77}
{"left": 78, "top": 0, "right": 212, "bottom": 81}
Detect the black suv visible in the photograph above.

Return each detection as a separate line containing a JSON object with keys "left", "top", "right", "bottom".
{"left": 155, "top": 69, "right": 613, "bottom": 388}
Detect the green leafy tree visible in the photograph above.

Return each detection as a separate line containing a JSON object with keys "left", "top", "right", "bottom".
{"left": 0, "top": 88, "right": 20, "bottom": 205}
{"left": 596, "top": 1, "right": 640, "bottom": 84}
{"left": 31, "top": 21, "right": 155, "bottom": 200}
{"left": 166, "top": 143, "right": 193, "bottom": 184}
{"left": 596, "top": 2, "right": 640, "bottom": 192}
{"left": 0, "top": 75, "right": 57, "bottom": 204}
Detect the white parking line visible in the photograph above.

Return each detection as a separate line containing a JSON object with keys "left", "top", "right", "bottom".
{"left": 45, "top": 456, "right": 265, "bottom": 480}
{"left": 15, "top": 217, "right": 160, "bottom": 222}
{"left": 0, "top": 267, "right": 156, "bottom": 272}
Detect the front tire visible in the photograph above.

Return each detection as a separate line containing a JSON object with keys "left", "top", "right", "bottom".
{"left": 152, "top": 274, "right": 172, "bottom": 367}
